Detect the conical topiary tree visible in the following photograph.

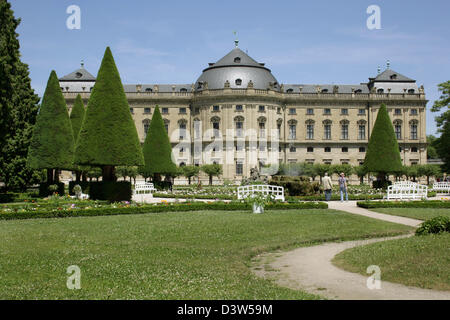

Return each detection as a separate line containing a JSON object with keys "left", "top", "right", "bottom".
{"left": 27, "top": 70, "right": 75, "bottom": 184}
{"left": 70, "top": 94, "right": 86, "bottom": 182}
{"left": 140, "top": 105, "right": 177, "bottom": 182}
{"left": 74, "top": 47, "right": 144, "bottom": 181}
{"left": 364, "top": 103, "right": 402, "bottom": 185}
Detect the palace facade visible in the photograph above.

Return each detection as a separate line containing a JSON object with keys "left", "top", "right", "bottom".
{"left": 59, "top": 44, "right": 427, "bottom": 182}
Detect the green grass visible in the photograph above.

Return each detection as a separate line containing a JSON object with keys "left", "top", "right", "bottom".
{"left": 371, "top": 208, "right": 450, "bottom": 220}
{"left": 0, "top": 209, "right": 412, "bottom": 299}
{"left": 333, "top": 233, "right": 450, "bottom": 291}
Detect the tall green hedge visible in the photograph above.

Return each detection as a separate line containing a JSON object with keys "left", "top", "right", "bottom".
{"left": 74, "top": 47, "right": 143, "bottom": 170}
{"left": 364, "top": 103, "right": 402, "bottom": 176}
{"left": 70, "top": 94, "right": 85, "bottom": 143}
{"left": 140, "top": 105, "right": 177, "bottom": 178}
{"left": 27, "top": 70, "right": 75, "bottom": 171}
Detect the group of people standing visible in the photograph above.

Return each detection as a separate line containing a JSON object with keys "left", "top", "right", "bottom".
{"left": 322, "top": 172, "right": 348, "bottom": 202}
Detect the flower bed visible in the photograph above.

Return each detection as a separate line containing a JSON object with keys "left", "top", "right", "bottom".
{"left": 357, "top": 200, "right": 450, "bottom": 209}
{"left": 0, "top": 200, "right": 328, "bottom": 220}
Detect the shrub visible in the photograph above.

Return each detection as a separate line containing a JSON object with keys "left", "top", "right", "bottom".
{"left": 89, "top": 181, "right": 132, "bottom": 202}
{"left": 416, "top": 216, "right": 450, "bottom": 235}
{"left": 38, "top": 182, "right": 65, "bottom": 197}
{"left": 372, "top": 180, "right": 392, "bottom": 190}
{"left": 0, "top": 194, "right": 15, "bottom": 203}
{"left": 270, "top": 176, "right": 320, "bottom": 196}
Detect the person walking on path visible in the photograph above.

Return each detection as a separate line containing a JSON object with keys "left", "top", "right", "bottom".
{"left": 322, "top": 172, "right": 332, "bottom": 201}
{"left": 338, "top": 172, "right": 348, "bottom": 202}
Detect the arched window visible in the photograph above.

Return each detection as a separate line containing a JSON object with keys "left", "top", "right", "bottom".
{"left": 410, "top": 120, "right": 418, "bottom": 140}
{"left": 286, "top": 88, "right": 294, "bottom": 93}
{"left": 408, "top": 89, "right": 415, "bottom": 94}
{"left": 211, "top": 116, "right": 220, "bottom": 137}
{"left": 163, "top": 119, "right": 170, "bottom": 133}
{"left": 234, "top": 116, "right": 244, "bottom": 138}
{"left": 357, "top": 120, "right": 366, "bottom": 140}
{"left": 393, "top": 120, "right": 402, "bottom": 140}
{"left": 143, "top": 119, "right": 150, "bottom": 137}
{"left": 234, "top": 57, "right": 241, "bottom": 63}
{"left": 258, "top": 117, "right": 266, "bottom": 138}
{"left": 323, "top": 120, "right": 332, "bottom": 140}
{"left": 377, "top": 88, "right": 384, "bottom": 93}
{"left": 305, "top": 120, "right": 315, "bottom": 140}
{"left": 340, "top": 120, "right": 349, "bottom": 140}
{"left": 235, "top": 79, "right": 242, "bottom": 86}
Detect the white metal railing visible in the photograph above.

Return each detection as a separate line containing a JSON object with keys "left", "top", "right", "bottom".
{"left": 237, "top": 185, "right": 285, "bottom": 202}
{"left": 432, "top": 182, "right": 450, "bottom": 193}
{"left": 386, "top": 183, "right": 428, "bottom": 200}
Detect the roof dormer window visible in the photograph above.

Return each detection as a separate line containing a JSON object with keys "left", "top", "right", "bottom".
{"left": 234, "top": 57, "right": 241, "bottom": 63}
{"left": 321, "top": 89, "right": 329, "bottom": 93}
{"left": 145, "top": 88, "right": 152, "bottom": 92}
{"left": 180, "top": 88, "right": 187, "bottom": 92}
{"left": 75, "top": 72, "right": 82, "bottom": 79}
{"left": 235, "top": 79, "right": 242, "bottom": 86}
{"left": 390, "top": 74, "right": 397, "bottom": 80}
{"left": 377, "top": 88, "right": 384, "bottom": 93}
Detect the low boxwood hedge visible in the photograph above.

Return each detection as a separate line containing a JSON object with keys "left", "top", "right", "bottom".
{"left": 357, "top": 200, "right": 450, "bottom": 209}
{"left": 0, "top": 201, "right": 328, "bottom": 220}
{"left": 153, "top": 193, "right": 235, "bottom": 200}
{"left": 288, "top": 194, "right": 384, "bottom": 201}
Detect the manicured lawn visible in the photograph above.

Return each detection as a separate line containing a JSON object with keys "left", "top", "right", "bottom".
{"left": 333, "top": 233, "right": 450, "bottom": 291}
{"left": 371, "top": 208, "right": 450, "bottom": 220}
{"left": 0, "top": 209, "right": 412, "bottom": 299}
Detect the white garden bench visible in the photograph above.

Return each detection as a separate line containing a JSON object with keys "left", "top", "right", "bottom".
{"left": 386, "top": 182, "right": 428, "bottom": 200}
{"left": 237, "top": 184, "right": 285, "bottom": 202}
{"left": 432, "top": 182, "right": 450, "bottom": 193}
{"left": 133, "top": 182, "right": 157, "bottom": 195}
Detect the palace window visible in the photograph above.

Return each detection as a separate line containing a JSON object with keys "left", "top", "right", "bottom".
{"left": 341, "top": 108, "right": 348, "bottom": 115}
{"left": 307, "top": 147, "right": 314, "bottom": 152}
{"left": 410, "top": 109, "right": 418, "bottom": 115}
{"left": 394, "top": 108, "right": 402, "bottom": 115}
{"left": 358, "top": 108, "right": 366, "bottom": 115}
{"left": 143, "top": 119, "right": 150, "bottom": 137}
{"left": 341, "top": 147, "right": 348, "bottom": 153}
{"left": 162, "top": 108, "right": 169, "bottom": 114}
{"left": 324, "top": 108, "right": 331, "bottom": 115}
{"left": 289, "top": 124, "right": 296, "bottom": 140}
{"left": 236, "top": 162, "right": 243, "bottom": 175}
{"left": 377, "top": 88, "right": 384, "bottom": 93}
{"left": 179, "top": 107, "right": 187, "bottom": 114}
{"left": 144, "top": 107, "right": 151, "bottom": 114}
{"left": 306, "top": 123, "right": 314, "bottom": 140}
{"left": 395, "top": 123, "right": 402, "bottom": 139}
{"left": 324, "top": 123, "right": 331, "bottom": 140}
{"left": 213, "top": 105, "right": 220, "bottom": 112}
{"left": 289, "top": 108, "right": 296, "bottom": 115}
{"left": 410, "top": 122, "right": 418, "bottom": 140}
{"left": 179, "top": 122, "right": 187, "bottom": 140}
{"left": 259, "top": 105, "right": 265, "bottom": 112}
{"left": 213, "top": 122, "right": 220, "bottom": 137}
{"left": 236, "top": 105, "right": 243, "bottom": 111}
{"left": 289, "top": 146, "right": 296, "bottom": 153}
{"left": 235, "top": 79, "right": 242, "bottom": 86}
{"left": 358, "top": 124, "right": 366, "bottom": 140}
{"left": 408, "top": 89, "right": 415, "bottom": 94}
{"left": 324, "top": 147, "right": 331, "bottom": 153}
{"left": 130, "top": 107, "right": 134, "bottom": 114}
{"left": 359, "top": 147, "right": 366, "bottom": 152}
{"left": 411, "top": 147, "right": 418, "bottom": 152}
{"left": 341, "top": 122, "right": 349, "bottom": 140}
{"left": 307, "top": 108, "right": 314, "bottom": 115}
{"left": 259, "top": 121, "right": 265, "bottom": 138}
{"left": 234, "top": 57, "right": 241, "bottom": 63}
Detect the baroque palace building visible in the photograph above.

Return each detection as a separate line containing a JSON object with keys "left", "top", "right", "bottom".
{"left": 59, "top": 42, "right": 427, "bottom": 182}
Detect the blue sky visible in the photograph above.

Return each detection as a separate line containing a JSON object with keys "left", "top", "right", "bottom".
{"left": 10, "top": 0, "right": 450, "bottom": 135}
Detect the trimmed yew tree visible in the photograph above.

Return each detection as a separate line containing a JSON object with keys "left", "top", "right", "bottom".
{"left": 74, "top": 47, "right": 144, "bottom": 181}
{"left": 140, "top": 105, "right": 177, "bottom": 182}
{"left": 0, "top": 0, "right": 42, "bottom": 191}
{"left": 70, "top": 94, "right": 86, "bottom": 182}
{"left": 364, "top": 103, "right": 402, "bottom": 186}
{"left": 27, "top": 70, "right": 75, "bottom": 184}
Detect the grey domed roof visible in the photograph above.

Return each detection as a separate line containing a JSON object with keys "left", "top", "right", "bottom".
{"left": 195, "top": 48, "right": 280, "bottom": 91}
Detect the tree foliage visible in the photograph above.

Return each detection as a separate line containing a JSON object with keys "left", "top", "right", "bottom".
{"left": 431, "top": 81, "right": 450, "bottom": 173}
{"left": 140, "top": 105, "right": 177, "bottom": 179}
{"left": 181, "top": 165, "right": 200, "bottom": 184}
{"left": 27, "top": 71, "right": 74, "bottom": 173}
{"left": 74, "top": 47, "right": 143, "bottom": 180}
{"left": 0, "top": 1, "right": 42, "bottom": 191}
{"left": 70, "top": 94, "right": 85, "bottom": 143}
{"left": 201, "top": 164, "right": 223, "bottom": 185}
{"left": 364, "top": 104, "right": 402, "bottom": 178}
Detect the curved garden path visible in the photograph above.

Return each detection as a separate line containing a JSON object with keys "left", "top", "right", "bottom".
{"left": 252, "top": 201, "right": 450, "bottom": 300}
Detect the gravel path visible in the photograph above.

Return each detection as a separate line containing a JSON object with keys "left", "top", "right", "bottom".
{"left": 252, "top": 201, "right": 450, "bottom": 300}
